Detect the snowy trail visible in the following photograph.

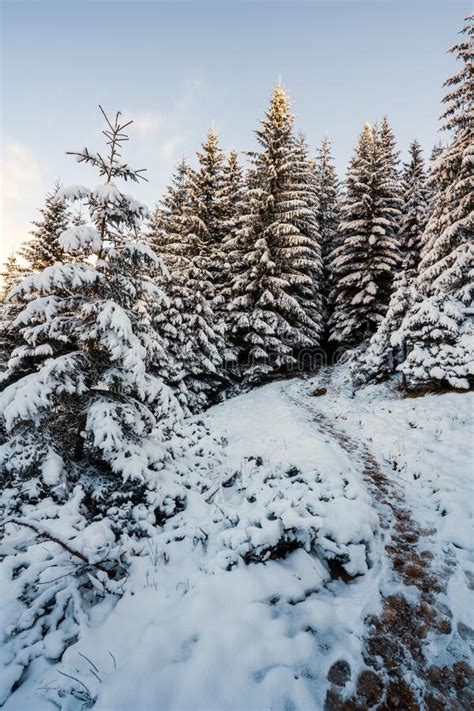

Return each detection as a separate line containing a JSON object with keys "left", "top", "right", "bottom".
{"left": 285, "top": 376, "right": 474, "bottom": 709}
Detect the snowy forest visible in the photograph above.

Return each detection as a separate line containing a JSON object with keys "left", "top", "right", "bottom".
{"left": 0, "top": 10, "right": 472, "bottom": 711}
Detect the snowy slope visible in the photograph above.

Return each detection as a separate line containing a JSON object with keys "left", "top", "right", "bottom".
{"left": 2, "top": 371, "right": 473, "bottom": 710}
{"left": 299, "top": 367, "right": 474, "bottom": 662}
{"left": 304, "top": 367, "right": 473, "bottom": 555}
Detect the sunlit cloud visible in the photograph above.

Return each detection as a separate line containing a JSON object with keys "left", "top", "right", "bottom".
{"left": 1, "top": 141, "right": 41, "bottom": 203}
{"left": 0, "top": 78, "right": 208, "bottom": 264}
{"left": 0, "top": 141, "right": 43, "bottom": 263}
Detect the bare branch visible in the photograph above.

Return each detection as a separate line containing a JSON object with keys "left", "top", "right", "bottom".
{"left": 99, "top": 104, "right": 115, "bottom": 133}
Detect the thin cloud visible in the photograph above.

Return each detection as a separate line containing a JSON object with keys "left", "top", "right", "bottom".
{"left": 129, "top": 110, "right": 163, "bottom": 137}
{"left": 176, "top": 77, "right": 207, "bottom": 111}
{"left": 161, "top": 135, "right": 186, "bottom": 162}
{"left": 125, "top": 77, "right": 207, "bottom": 198}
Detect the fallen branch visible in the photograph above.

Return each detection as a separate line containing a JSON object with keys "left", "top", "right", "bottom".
{"left": 0, "top": 517, "right": 111, "bottom": 577}
{"left": 204, "top": 472, "right": 239, "bottom": 503}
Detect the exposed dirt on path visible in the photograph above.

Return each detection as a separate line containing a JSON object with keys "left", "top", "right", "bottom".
{"left": 288, "top": 388, "right": 474, "bottom": 710}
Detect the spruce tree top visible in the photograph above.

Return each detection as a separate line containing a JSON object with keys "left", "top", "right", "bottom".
{"left": 256, "top": 83, "right": 294, "bottom": 158}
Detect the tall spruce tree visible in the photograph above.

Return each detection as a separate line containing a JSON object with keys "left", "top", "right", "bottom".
{"left": 399, "top": 140, "right": 430, "bottom": 271}
{"left": 328, "top": 121, "right": 401, "bottom": 348}
{"left": 229, "top": 84, "right": 323, "bottom": 382}
{"left": 19, "top": 183, "right": 70, "bottom": 272}
{"left": 377, "top": 115, "right": 403, "bottom": 258}
{"left": 291, "top": 135, "right": 324, "bottom": 342}
{"left": 220, "top": 151, "right": 245, "bottom": 241}
{"left": 148, "top": 158, "right": 225, "bottom": 412}
{"left": 396, "top": 15, "right": 474, "bottom": 389}
{"left": 149, "top": 158, "right": 190, "bottom": 259}
{"left": 216, "top": 150, "right": 246, "bottom": 350}
{"left": 353, "top": 139, "right": 430, "bottom": 383}
{"left": 314, "top": 135, "right": 341, "bottom": 324}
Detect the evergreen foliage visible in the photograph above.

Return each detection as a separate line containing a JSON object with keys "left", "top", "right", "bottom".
{"left": 0, "top": 254, "right": 24, "bottom": 373}
{"left": 399, "top": 140, "right": 430, "bottom": 272}
{"left": 216, "top": 150, "right": 246, "bottom": 347}
{"left": 352, "top": 270, "right": 418, "bottom": 384}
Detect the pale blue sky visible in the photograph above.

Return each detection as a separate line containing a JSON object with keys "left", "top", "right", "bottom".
{"left": 1, "top": 0, "right": 469, "bottom": 262}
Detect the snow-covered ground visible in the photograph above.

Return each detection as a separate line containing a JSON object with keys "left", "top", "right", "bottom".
{"left": 2, "top": 368, "right": 473, "bottom": 710}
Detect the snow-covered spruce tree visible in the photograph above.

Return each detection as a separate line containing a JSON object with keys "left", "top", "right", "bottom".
{"left": 377, "top": 115, "right": 404, "bottom": 255}
{"left": 399, "top": 140, "right": 430, "bottom": 272}
{"left": 0, "top": 109, "right": 163, "bottom": 700}
{"left": 148, "top": 157, "right": 225, "bottom": 412}
{"left": 147, "top": 160, "right": 193, "bottom": 399}
{"left": 395, "top": 15, "right": 474, "bottom": 390}
{"left": 0, "top": 107, "right": 191, "bottom": 531}
{"left": 220, "top": 150, "right": 245, "bottom": 252}
{"left": 185, "top": 127, "right": 226, "bottom": 289}
{"left": 353, "top": 139, "right": 430, "bottom": 383}
{"left": 215, "top": 150, "right": 246, "bottom": 350}
{"left": 229, "top": 84, "right": 323, "bottom": 382}
{"left": 328, "top": 121, "right": 401, "bottom": 349}
{"left": 19, "top": 183, "right": 70, "bottom": 273}
{"left": 148, "top": 158, "right": 190, "bottom": 260}
{"left": 291, "top": 135, "right": 324, "bottom": 342}
{"left": 314, "top": 135, "right": 341, "bottom": 324}
{"left": 1, "top": 253, "right": 23, "bottom": 301}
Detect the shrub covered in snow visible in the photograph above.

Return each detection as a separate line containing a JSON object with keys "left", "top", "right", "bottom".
{"left": 212, "top": 458, "right": 375, "bottom": 576}
{"left": 0, "top": 490, "right": 126, "bottom": 705}
{"left": 200, "top": 382, "right": 378, "bottom": 578}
